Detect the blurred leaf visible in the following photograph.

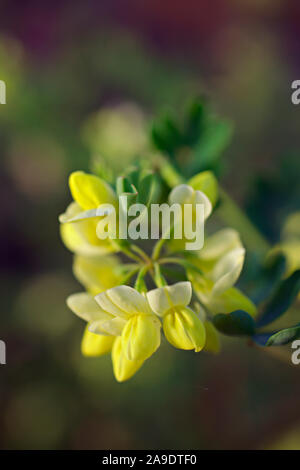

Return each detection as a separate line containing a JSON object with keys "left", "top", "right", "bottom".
{"left": 251, "top": 252, "right": 287, "bottom": 305}
{"left": 151, "top": 111, "right": 181, "bottom": 158}
{"left": 184, "top": 98, "right": 205, "bottom": 146}
{"left": 213, "top": 310, "right": 256, "bottom": 336}
{"left": 137, "top": 172, "right": 157, "bottom": 207}
{"left": 189, "top": 118, "right": 233, "bottom": 175}
{"left": 256, "top": 270, "right": 300, "bottom": 327}
{"left": 116, "top": 176, "right": 138, "bottom": 210}
{"left": 266, "top": 324, "right": 300, "bottom": 346}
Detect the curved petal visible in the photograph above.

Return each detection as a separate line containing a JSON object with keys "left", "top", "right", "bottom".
{"left": 211, "top": 248, "right": 245, "bottom": 296}
{"left": 198, "top": 228, "right": 242, "bottom": 261}
{"left": 163, "top": 307, "right": 206, "bottom": 352}
{"left": 121, "top": 314, "right": 161, "bottom": 361}
{"left": 188, "top": 170, "right": 218, "bottom": 207}
{"left": 60, "top": 204, "right": 115, "bottom": 256}
{"left": 95, "top": 286, "right": 152, "bottom": 319}
{"left": 81, "top": 326, "right": 114, "bottom": 356}
{"left": 112, "top": 336, "right": 144, "bottom": 382}
{"left": 169, "top": 184, "right": 194, "bottom": 205}
{"left": 147, "top": 282, "right": 192, "bottom": 316}
{"left": 66, "top": 292, "right": 112, "bottom": 323}
{"left": 69, "top": 171, "right": 116, "bottom": 211}
{"left": 94, "top": 316, "right": 126, "bottom": 336}
{"left": 194, "top": 190, "right": 212, "bottom": 220}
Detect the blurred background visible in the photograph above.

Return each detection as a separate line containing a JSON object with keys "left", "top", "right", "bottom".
{"left": 1, "top": 0, "right": 300, "bottom": 450}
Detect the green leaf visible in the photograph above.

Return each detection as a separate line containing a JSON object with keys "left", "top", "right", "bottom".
{"left": 213, "top": 310, "right": 256, "bottom": 336}
{"left": 251, "top": 252, "right": 287, "bottom": 305}
{"left": 189, "top": 118, "right": 233, "bottom": 175}
{"left": 116, "top": 176, "right": 138, "bottom": 210}
{"left": 151, "top": 111, "right": 181, "bottom": 157}
{"left": 266, "top": 324, "right": 300, "bottom": 346}
{"left": 256, "top": 270, "right": 300, "bottom": 327}
{"left": 137, "top": 172, "right": 156, "bottom": 207}
{"left": 184, "top": 98, "right": 205, "bottom": 146}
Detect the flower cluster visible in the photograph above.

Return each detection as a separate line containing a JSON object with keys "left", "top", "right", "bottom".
{"left": 60, "top": 169, "right": 256, "bottom": 381}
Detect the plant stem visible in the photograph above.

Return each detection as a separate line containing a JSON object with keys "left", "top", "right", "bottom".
{"left": 218, "top": 187, "right": 271, "bottom": 256}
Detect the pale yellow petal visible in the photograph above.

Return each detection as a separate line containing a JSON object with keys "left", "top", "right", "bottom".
{"left": 211, "top": 248, "right": 245, "bottom": 296}
{"left": 198, "top": 228, "right": 242, "bottom": 261}
{"left": 96, "top": 285, "right": 152, "bottom": 319}
{"left": 112, "top": 336, "right": 144, "bottom": 382}
{"left": 147, "top": 282, "right": 192, "bottom": 316}
{"left": 66, "top": 292, "right": 112, "bottom": 323}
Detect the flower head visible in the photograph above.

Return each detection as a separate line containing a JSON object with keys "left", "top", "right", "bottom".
{"left": 95, "top": 286, "right": 161, "bottom": 362}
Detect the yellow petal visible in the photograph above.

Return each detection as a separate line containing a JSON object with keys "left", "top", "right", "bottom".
{"left": 211, "top": 248, "right": 245, "bottom": 296}
{"left": 95, "top": 286, "right": 152, "bottom": 319}
{"left": 112, "top": 336, "right": 144, "bottom": 382}
{"left": 81, "top": 326, "right": 114, "bottom": 356}
{"left": 60, "top": 203, "right": 115, "bottom": 256}
{"left": 163, "top": 307, "right": 206, "bottom": 352}
{"left": 146, "top": 282, "right": 192, "bottom": 316}
{"left": 73, "top": 254, "right": 120, "bottom": 295}
{"left": 89, "top": 316, "right": 126, "bottom": 336}
{"left": 66, "top": 292, "right": 112, "bottom": 323}
{"left": 69, "top": 171, "right": 116, "bottom": 210}
{"left": 203, "top": 321, "right": 220, "bottom": 353}
{"left": 121, "top": 314, "right": 161, "bottom": 361}
{"left": 198, "top": 228, "right": 242, "bottom": 261}
{"left": 188, "top": 171, "right": 218, "bottom": 207}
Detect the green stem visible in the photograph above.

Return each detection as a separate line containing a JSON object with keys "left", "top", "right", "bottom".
{"left": 153, "top": 263, "right": 168, "bottom": 287}
{"left": 218, "top": 188, "right": 271, "bottom": 256}
{"left": 159, "top": 158, "right": 185, "bottom": 188}
{"left": 134, "top": 265, "right": 149, "bottom": 293}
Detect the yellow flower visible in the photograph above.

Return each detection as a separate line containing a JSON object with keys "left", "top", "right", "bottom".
{"left": 73, "top": 254, "right": 121, "bottom": 296}
{"left": 67, "top": 291, "right": 145, "bottom": 382}
{"left": 147, "top": 282, "right": 206, "bottom": 352}
{"left": 59, "top": 171, "right": 117, "bottom": 256}
{"left": 189, "top": 229, "right": 256, "bottom": 316}
{"left": 95, "top": 286, "right": 161, "bottom": 362}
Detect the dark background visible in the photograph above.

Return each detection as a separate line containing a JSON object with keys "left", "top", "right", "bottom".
{"left": 0, "top": 0, "right": 300, "bottom": 449}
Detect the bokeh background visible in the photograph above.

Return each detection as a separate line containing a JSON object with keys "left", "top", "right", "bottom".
{"left": 1, "top": 0, "right": 300, "bottom": 450}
